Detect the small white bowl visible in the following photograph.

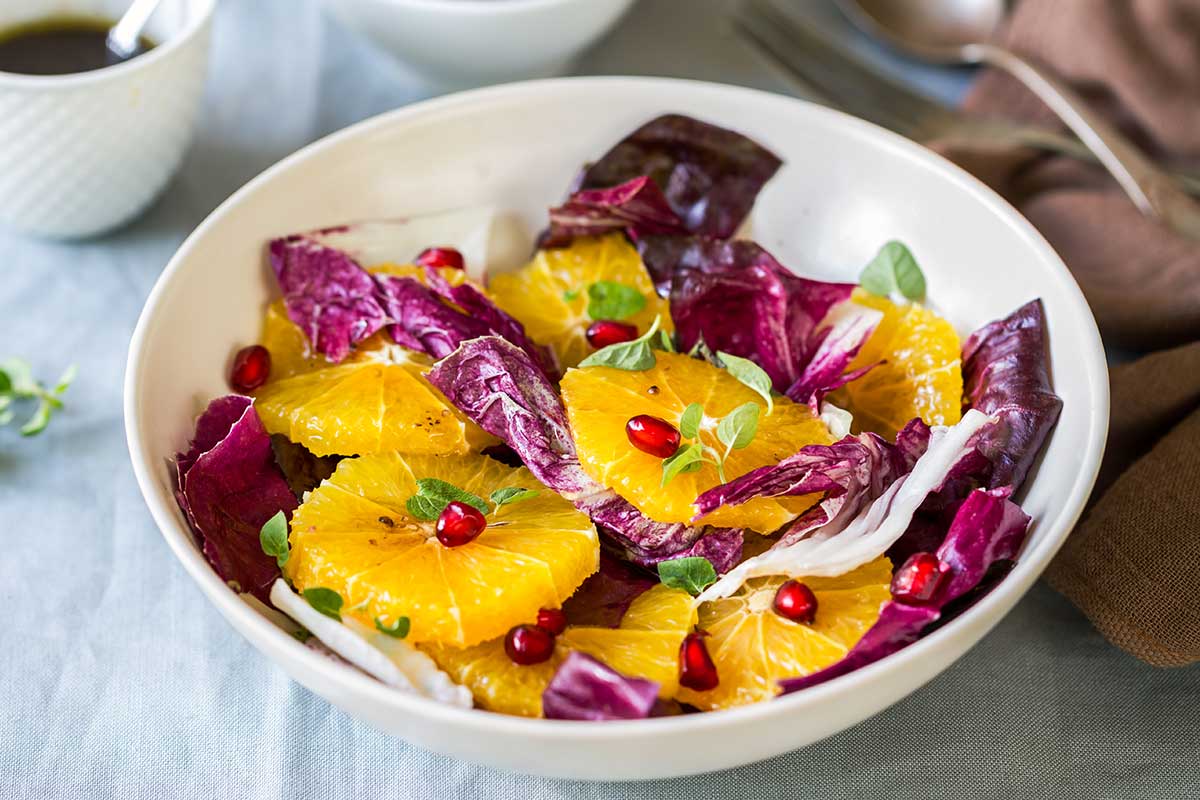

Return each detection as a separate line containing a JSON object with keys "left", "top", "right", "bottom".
{"left": 320, "top": 0, "right": 637, "bottom": 89}
{"left": 125, "top": 78, "right": 1108, "bottom": 780}
{"left": 0, "top": 0, "right": 214, "bottom": 239}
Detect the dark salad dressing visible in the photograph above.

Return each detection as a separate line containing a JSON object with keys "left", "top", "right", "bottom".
{"left": 0, "top": 16, "right": 155, "bottom": 75}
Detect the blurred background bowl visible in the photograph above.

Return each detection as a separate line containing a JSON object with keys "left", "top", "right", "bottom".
{"left": 0, "top": 0, "right": 214, "bottom": 239}
{"left": 319, "top": 0, "right": 637, "bottom": 90}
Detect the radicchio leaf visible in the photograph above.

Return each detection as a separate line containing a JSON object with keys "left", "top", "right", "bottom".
{"left": 697, "top": 410, "right": 993, "bottom": 602}
{"left": 785, "top": 302, "right": 883, "bottom": 409}
{"left": 426, "top": 336, "right": 743, "bottom": 570}
{"left": 962, "top": 299, "right": 1063, "bottom": 494}
{"left": 562, "top": 553, "right": 658, "bottom": 628}
{"left": 542, "top": 652, "right": 660, "bottom": 721}
{"left": 543, "top": 176, "right": 688, "bottom": 248}
{"left": 574, "top": 114, "right": 783, "bottom": 239}
{"left": 268, "top": 236, "right": 388, "bottom": 363}
{"left": 779, "top": 488, "right": 1030, "bottom": 694}
{"left": 174, "top": 396, "right": 298, "bottom": 603}
{"left": 668, "top": 239, "right": 857, "bottom": 393}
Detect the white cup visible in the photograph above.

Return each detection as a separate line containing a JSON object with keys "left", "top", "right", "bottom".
{"left": 0, "top": 0, "right": 214, "bottom": 239}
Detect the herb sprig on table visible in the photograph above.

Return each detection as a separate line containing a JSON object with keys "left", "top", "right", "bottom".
{"left": 0, "top": 359, "right": 76, "bottom": 436}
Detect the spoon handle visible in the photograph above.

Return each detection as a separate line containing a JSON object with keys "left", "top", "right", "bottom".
{"left": 107, "top": 0, "right": 162, "bottom": 60}
{"left": 968, "top": 42, "right": 1200, "bottom": 241}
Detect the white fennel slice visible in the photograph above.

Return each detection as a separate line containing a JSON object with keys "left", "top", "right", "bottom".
{"left": 698, "top": 409, "right": 994, "bottom": 602}
{"left": 269, "top": 580, "right": 472, "bottom": 708}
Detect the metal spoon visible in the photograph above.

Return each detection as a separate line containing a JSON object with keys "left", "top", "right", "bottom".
{"left": 106, "top": 0, "right": 163, "bottom": 63}
{"left": 835, "top": 0, "right": 1200, "bottom": 240}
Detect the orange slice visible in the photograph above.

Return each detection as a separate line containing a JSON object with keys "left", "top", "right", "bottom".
{"left": 284, "top": 452, "right": 599, "bottom": 647}
{"left": 561, "top": 351, "right": 834, "bottom": 532}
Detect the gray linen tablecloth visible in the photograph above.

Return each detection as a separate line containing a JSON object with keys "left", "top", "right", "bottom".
{"left": 1, "top": 1, "right": 1196, "bottom": 797}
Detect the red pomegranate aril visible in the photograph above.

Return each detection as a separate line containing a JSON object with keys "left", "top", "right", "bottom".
{"left": 504, "top": 624, "right": 555, "bottom": 665}
{"left": 678, "top": 631, "right": 719, "bottom": 691}
{"left": 773, "top": 580, "right": 818, "bottom": 623}
{"left": 535, "top": 607, "right": 568, "bottom": 636}
{"left": 230, "top": 345, "right": 271, "bottom": 392}
{"left": 586, "top": 319, "right": 638, "bottom": 349}
{"left": 435, "top": 501, "right": 487, "bottom": 547}
{"left": 625, "top": 415, "right": 681, "bottom": 458}
{"left": 415, "top": 246, "right": 465, "bottom": 270}
{"left": 890, "top": 552, "right": 947, "bottom": 604}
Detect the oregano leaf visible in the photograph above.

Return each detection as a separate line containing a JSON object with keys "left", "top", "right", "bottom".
{"left": 717, "top": 402, "right": 760, "bottom": 451}
{"left": 302, "top": 587, "right": 343, "bottom": 621}
{"left": 679, "top": 402, "right": 704, "bottom": 440}
{"left": 656, "top": 557, "right": 718, "bottom": 596}
{"left": 587, "top": 280, "right": 647, "bottom": 321}
{"left": 578, "top": 316, "right": 662, "bottom": 371}
{"left": 405, "top": 478, "right": 489, "bottom": 521}
{"left": 375, "top": 616, "right": 411, "bottom": 639}
{"left": 259, "top": 510, "right": 290, "bottom": 568}
{"left": 661, "top": 442, "right": 706, "bottom": 487}
{"left": 489, "top": 487, "right": 539, "bottom": 507}
{"left": 860, "top": 240, "right": 926, "bottom": 302}
{"left": 716, "top": 352, "right": 774, "bottom": 415}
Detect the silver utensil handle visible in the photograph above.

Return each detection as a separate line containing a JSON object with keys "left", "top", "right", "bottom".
{"left": 969, "top": 42, "right": 1200, "bottom": 240}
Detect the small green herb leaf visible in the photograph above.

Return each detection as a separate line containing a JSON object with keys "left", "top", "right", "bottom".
{"left": 716, "top": 352, "right": 774, "bottom": 415}
{"left": 563, "top": 288, "right": 581, "bottom": 302}
{"left": 53, "top": 364, "right": 78, "bottom": 395}
{"left": 375, "top": 616, "right": 411, "bottom": 639}
{"left": 860, "top": 240, "right": 926, "bottom": 302}
{"left": 302, "top": 587, "right": 343, "bottom": 621}
{"left": 292, "top": 628, "right": 313, "bottom": 643}
{"left": 18, "top": 403, "right": 52, "bottom": 437}
{"left": 489, "top": 487, "right": 539, "bottom": 507}
{"left": 717, "top": 402, "right": 760, "bottom": 451}
{"left": 259, "top": 510, "right": 290, "bottom": 568}
{"left": 578, "top": 316, "right": 662, "bottom": 371}
{"left": 649, "top": 329, "right": 676, "bottom": 353}
{"left": 679, "top": 402, "right": 704, "bottom": 440}
{"left": 661, "top": 442, "right": 706, "bottom": 487}
{"left": 657, "top": 557, "right": 718, "bottom": 596}
{"left": 0, "top": 359, "right": 36, "bottom": 396}
{"left": 406, "top": 478, "right": 490, "bottom": 521}
{"left": 587, "top": 280, "right": 647, "bottom": 321}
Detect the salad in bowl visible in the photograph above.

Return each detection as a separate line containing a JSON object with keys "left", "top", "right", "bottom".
{"left": 171, "top": 113, "right": 1062, "bottom": 722}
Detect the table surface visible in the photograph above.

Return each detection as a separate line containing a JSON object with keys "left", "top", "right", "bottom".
{"left": 2, "top": 1, "right": 1196, "bottom": 798}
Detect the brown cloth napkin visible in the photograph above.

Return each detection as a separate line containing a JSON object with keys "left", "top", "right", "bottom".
{"left": 933, "top": 0, "right": 1200, "bottom": 665}
{"left": 939, "top": 0, "right": 1200, "bottom": 350}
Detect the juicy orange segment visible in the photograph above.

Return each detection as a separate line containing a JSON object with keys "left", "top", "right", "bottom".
{"left": 489, "top": 234, "right": 673, "bottom": 369}
{"left": 561, "top": 351, "right": 834, "bottom": 533}
{"left": 831, "top": 290, "right": 962, "bottom": 439}
{"left": 285, "top": 452, "right": 599, "bottom": 647}
{"left": 676, "top": 557, "right": 891, "bottom": 710}
{"left": 425, "top": 584, "right": 696, "bottom": 717}
{"left": 253, "top": 357, "right": 489, "bottom": 457}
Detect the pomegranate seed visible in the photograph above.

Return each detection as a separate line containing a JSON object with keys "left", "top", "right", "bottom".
{"left": 773, "top": 580, "right": 818, "bottom": 623}
{"left": 536, "top": 607, "right": 567, "bottom": 636}
{"left": 586, "top": 320, "right": 638, "bottom": 349}
{"left": 230, "top": 345, "right": 271, "bottom": 392}
{"left": 435, "top": 501, "right": 486, "bottom": 547}
{"left": 504, "top": 624, "right": 555, "bottom": 665}
{"left": 626, "top": 415, "right": 681, "bottom": 458}
{"left": 678, "top": 632, "right": 719, "bottom": 691}
{"left": 415, "top": 247, "right": 465, "bottom": 270}
{"left": 890, "top": 552, "right": 947, "bottom": 604}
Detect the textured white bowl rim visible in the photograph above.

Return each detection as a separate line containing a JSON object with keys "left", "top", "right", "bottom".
{"left": 0, "top": 0, "right": 215, "bottom": 90}
{"left": 124, "top": 76, "right": 1109, "bottom": 745}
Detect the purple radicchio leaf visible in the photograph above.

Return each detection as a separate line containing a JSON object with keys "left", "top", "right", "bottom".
{"left": 542, "top": 652, "right": 661, "bottom": 721}
{"left": 785, "top": 301, "right": 884, "bottom": 410}
{"left": 562, "top": 553, "right": 658, "bottom": 628}
{"left": 667, "top": 239, "right": 857, "bottom": 393}
{"left": 267, "top": 236, "right": 388, "bottom": 363}
{"left": 779, "top": 488, "right": 1030, "bottom": 694}
{"left": 962, "top": 299, "right": 1063, "bottom": 495}
{"left": 426, "top": 336, "right": 743, "bottom": 571}
{"left": 573, "top": 114, "right": 783, "bottom": 239}
{"left": 694, "top": 419, "right": 931, "bottom": 538}
{"left": 174, "top": 396, "right": 299, "bottom": 604}
{"left": 543, "top": 176, "right": 688, "bottom": 248}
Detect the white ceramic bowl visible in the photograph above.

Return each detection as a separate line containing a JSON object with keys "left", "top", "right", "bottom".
{"left": 320, "top": 0, "right": 636, "bottom": 89}
{"left": 0, "top": 0, "right": 213, "bottom": 239}
{"left": 125, "top": 78, "right": 1108, "bottom": 780}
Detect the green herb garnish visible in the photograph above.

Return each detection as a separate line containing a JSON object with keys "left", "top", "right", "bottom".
{"left": 258, "top": 511, "right": 290, "bottom": 568}
{"left": 489, "top": 487, "right": 539, "bottom": 507}
{"left": 578, "top": 316, "right": 663, "bottom": 371}
{"left": 716, "top": 352, "right": 774, "bottom": 416}
{"left": 375, "top": 616, "right": 411, "bottom": 639}
{"left": 657, "top": 557, "right": 718, "bottom": 596}
{"left": 587, "top": 280, "right": 646, "bottom": 321}
{"left": 302, "top": 587, "right": 343, "bottom": 621}
{"left": 859, "top": 240, "right": 926, "bottom": 302}
{"left": 0, "top": 359, "right": 76, "bottom": 436}
{"left": 660, "top": 442, "right": 706, "bottom": 486}
{"left": 563, "top": 288, "right": 581, "bottom": 302}
{"left": 679, "top": 402, "right": 704, "bottom": 440}
{"left": 406, "top": 478, "right": 490, "bottom": 521}
{"left": 716, "top": 402, "right": 760, "bottom": 453}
